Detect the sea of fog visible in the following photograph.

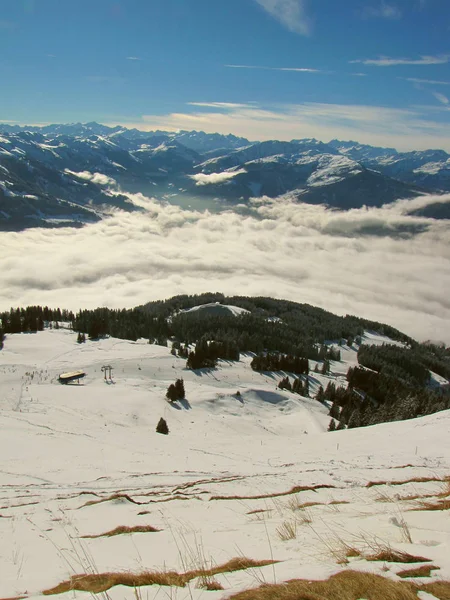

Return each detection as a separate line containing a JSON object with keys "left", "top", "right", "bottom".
{"left": 1, "top": 192, "right": 450, "bottom": 343}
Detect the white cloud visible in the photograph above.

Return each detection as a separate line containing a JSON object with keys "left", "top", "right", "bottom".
{"left": 126, "top": 56, "right": 141, "bottom": 61}
{"left": 111, "top": 101, "right": 450, "bottom": 152}
{"left": 432, "top": 92, "right": 450, "bottom": 105}
{"left": 187, "top": 102, "right": 256, "bottom": 109}
{"left": 65, "top": 170, "right": 117, "bottom": 187}
{"left": 351, "top": 55, "right": 450, "bottom": 67}
{"left": 362, "top": 2, "right": 402, "bottom": 19}
{"left": 404, "top": 78, "right": 450, "bottom": 86}
{"left": 1, "top": 193, "right": 450, "bottom": 344}
{"left": 189, "top": 169, "right": 247, "bottom": 186}
{"left": 254, "top": 0, "right": 311, "bottom": 35}
{"left": 225, "top": 64, "right": 320, "bottom": 73}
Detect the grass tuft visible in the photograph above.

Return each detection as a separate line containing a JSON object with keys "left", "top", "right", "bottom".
{"left": 276, "top": 520, "right": 297, "bottom": 541}
{"left": 81, "top": 525, "right": 160, "bottom": 538}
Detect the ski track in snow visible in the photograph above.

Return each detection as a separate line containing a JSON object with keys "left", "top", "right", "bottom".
{"left": 0, "top": 328, "right": 449, "bottom": 599}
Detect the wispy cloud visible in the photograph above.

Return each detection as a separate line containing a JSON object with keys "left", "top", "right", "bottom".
{"left": 225, "top": 64, "right": 320, "bottom": 73}
{"left": 254, "top": 0, "right": 312, "bottom": 36}
{"left": 124, "top": 100, "right": 450, "bottom": 152}
{"left": 126, "top": 56, "right": 141, "bottom": 61}
{"left": 351, "top": 55, "right": 450, "bottom": 67}
{"left": 361, "top": 2, "right": 402, "bottom": 19}
{"left": 187, "top": 102, "right": 257, "bottom": 109}
{"left": 404, "top": 77, "right": 450, "bottom": 86}
{"left": 433, "top": 92, "right": 450, "bottom": 106}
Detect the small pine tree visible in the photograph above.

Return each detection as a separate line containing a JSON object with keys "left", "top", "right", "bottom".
{"left": 336, "top": 420, "right": 346, "bottom": 430}
{"left": 156, "top": 417, "right": 169, "bottom": 435}
{"left": 175, "top": 378, "right": 185, "bottom": 399}
{"left": 321, "top": 359, "right": 330, "bottom": 375}
{"left": 315, "top": 385, "right": 325, "bottom": 403}
{"left": 328, "top": 419, "right": 336, "bottom": 432}
{"left": 166, "top": 384, "right": 178, "bottom": 402}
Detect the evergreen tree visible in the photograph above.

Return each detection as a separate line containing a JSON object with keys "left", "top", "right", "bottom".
{"left": 175, "top": 378, "right": 185, "bottom": 399}
{"left": 315, "top": 385, "right": 325, "bottom": 403}
{"left": 166, "top": 384, "right": 178, "bottom": 402}
{"left": 328, "top": 419, "right": 336, "bottom": 432}
{"left": 156, "top": 417, "right": 169, "bottom": 435}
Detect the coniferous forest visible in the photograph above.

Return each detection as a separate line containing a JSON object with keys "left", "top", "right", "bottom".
{"left": 1, "top": 293, "right": 449, "bottom": 430}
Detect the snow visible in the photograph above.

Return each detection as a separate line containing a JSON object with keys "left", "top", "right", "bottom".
{"left": 413, "top": 161, "right": 450, "bottom": 175}
{"left": 307, "top": 155, "right": 362, "bottom": 187}
{"left": 0, "top": 328, "right": 449, "bottom": 599}
{"left": 179, "top": 302, "right": 250, "bottom": 317}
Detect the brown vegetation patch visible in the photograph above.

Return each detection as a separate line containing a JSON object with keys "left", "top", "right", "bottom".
{"left": 397, "top": 564, "right": 440, "bottom": 578}
{"left": 422, "top": 581, "right": 450, "bottom": 600}
{"left": 197, "top": 580, "right": 224, "bottom": 591}
{"left": 210, "top": 484, "right": 335, "bottom": 501}
{"left": 366, "top": 476, "right": 441, "bottom": 489}
{"left": 81, "top": 525, "right": 160, "bottom": 538}
{"left": 80, "top": 493, "right": 144, "bottom": 508}
{"left": 227, "top": 569, "right": 450, "bottom": 600}
{"left": 411, "top": 498, "right": 450, "bottom": 511}
{"left": 43, "top": 557, "right": 278, "bottom": 595}
{"left": 365, "top": 549, "right": 431, "bottom": 563}
{"left": 247, "top": 509, "right": 270, "bottom": 515}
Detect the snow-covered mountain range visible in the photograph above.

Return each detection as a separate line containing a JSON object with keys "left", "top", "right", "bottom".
{"left": 1, "top": 122, "right": 449, "bottom": 230}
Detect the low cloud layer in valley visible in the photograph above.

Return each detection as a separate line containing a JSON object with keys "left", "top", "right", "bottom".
{"left": 1, "top": 192, "right": 450, "bottom": 343}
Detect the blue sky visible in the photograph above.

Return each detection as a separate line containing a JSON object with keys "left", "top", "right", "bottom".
{"left": 1, "top": 0, "right": 450, "bottom": 149}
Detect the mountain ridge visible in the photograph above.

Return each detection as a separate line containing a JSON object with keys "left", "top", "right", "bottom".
{"left": 1, "top": 122, "right": 448, "bottom": 230}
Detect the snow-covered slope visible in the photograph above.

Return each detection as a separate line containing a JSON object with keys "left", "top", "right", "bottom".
{"left": 179, "top": 302, "right": 250, "bottom": 317}
{"left": 1, "top": 328, "right": 449, "bottom": 599}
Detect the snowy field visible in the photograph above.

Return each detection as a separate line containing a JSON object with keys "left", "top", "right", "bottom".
{"left": 1, "top": 328, "right": 449, "bottom": 599}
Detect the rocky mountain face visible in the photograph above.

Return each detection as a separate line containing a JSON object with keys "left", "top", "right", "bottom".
{"left": 0, "top": 122, "right": 447, "bottom": 230}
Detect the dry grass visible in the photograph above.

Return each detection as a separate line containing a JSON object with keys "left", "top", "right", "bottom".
{"left": 226, "top": 569, "right": 441, "bottom": 600}
{"left": 411, "top": 498, "right": 450, "bottom": 511}
{"left": 287, "top": 498, "right": 321, "bottom": 511}
{"left": 366, "top": 476, "right": 442, "bottom": 489}
{"left": 422, "top": 581, "right": 450, "bottom": 600}
{"left": 42, "top": 557, "right": 279, "bottom": 595}
{"left": 80, "top": 493, "right": 143, "bottom": 508}
{"left": 210, "top": 484, "right": 335, "bottom": 501}
{"left": 81, "top": 525, "right": 160, "bottom": 538}
{"left": 196, "top": 579, "right": 224, "bottom": 591}
{"left": 365, "top": 549, "right": 431, "bottom": 563}
{"left": 247, "top": 509, "right": 270, "bottom": 515}
{"left": 397, "top": 564, "right": 440, "bottom": 578}
{"left": 276, "top": 520, "right": 297, "bottom": 541}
